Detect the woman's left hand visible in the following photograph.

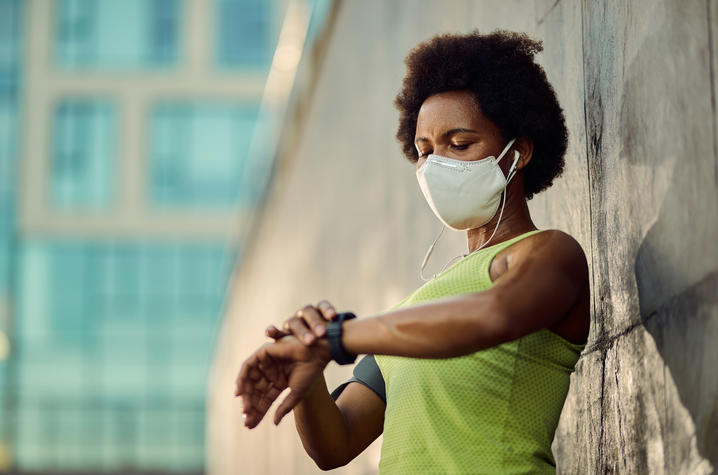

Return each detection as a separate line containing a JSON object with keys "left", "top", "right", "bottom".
{"left": 266, "top": 301, "right": 338, "bottom": 345}
{"left": 235, "top": 336, "right": 331, "bottom": 428}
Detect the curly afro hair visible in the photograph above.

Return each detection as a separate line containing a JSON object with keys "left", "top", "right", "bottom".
{"left": 395, "top": 30, "right": 568, "bottom": 199}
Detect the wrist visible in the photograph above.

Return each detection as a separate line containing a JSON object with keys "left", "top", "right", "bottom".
{"left": 312, "top": 337, "right": 332, "bottom": 367}
{"left": 325, "top": 312, "right": 358, "bottom": 365}
{"left": 279, "top": 335, "right": 331, "bottom": 367}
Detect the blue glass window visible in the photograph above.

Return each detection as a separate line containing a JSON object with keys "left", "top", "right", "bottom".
{"left": 149, "top": 102, "right": 259, "bottom": 207}
{"left": 0, "top": 0, "right": 21, "bottom": 98}
{"left": 0, "top": 102, "right": 16, "bottom": 293}
{"left": 51, "top": 99, "right": 116, "bottom": 209}
{"left": 148, "top": 0, "right": 180, "bottom": 64}
{"left": 0, "top": 4, "right": 21, "bottom": 444}
{"left": 216, "top": 0, "right": 274, "bottom": 69}
{"left": 0, "top": 103, "right": 17, "bottom": 197}
{"left": 55, "top": 0, "right": 180, "bottom": 69}
{"left": 15, "top": 239, "right": 234, "bottom": 471}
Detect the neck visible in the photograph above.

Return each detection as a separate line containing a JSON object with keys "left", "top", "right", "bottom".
{"left": 466, "top": 181, "right": 536, "bottom": 253}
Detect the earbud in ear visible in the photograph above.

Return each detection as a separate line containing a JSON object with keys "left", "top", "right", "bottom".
{"left": 509, "top": 150, "right": 520, "bottom": 174}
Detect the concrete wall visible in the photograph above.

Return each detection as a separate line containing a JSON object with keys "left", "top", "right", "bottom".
{"left": 208, "top": 1, "right": 718, "bottom": 473}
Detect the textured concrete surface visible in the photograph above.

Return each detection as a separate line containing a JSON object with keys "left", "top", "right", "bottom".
{"left": 208, "top": 1, "right": 718, "bottom": 473}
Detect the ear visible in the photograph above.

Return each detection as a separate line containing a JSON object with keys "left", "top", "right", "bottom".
{"left": 513, "top": 137, "right": 534, "bottom": 171}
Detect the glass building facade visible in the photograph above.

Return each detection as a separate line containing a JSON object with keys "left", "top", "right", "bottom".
{"left": 0, "top": 0, "right": 22, "bottom": 469}
{"left": 149, "top": 102, "right": 260, "bottom": 207}
{"left": 54, "top": 0, "right": 180, "bottom": 69}
{"left": 51, "top": 99, "right": 117, "bottom": 209}
{"left": 0, "top": 0, "right": 331, "bottom": 472}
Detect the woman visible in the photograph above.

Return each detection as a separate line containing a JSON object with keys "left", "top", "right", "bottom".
{"left": 236, "top": 30, "right": 589, "bottom": 474}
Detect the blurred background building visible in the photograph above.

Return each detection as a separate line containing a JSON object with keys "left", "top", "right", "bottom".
{"left": 0, "top": 0, "right": 331, "bottom": 472}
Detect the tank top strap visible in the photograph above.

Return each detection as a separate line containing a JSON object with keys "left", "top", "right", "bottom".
{"left": 389, "top": 229, "right": 547, "bottom": 309}
{"left": 458, "top": 229, "right": 545, "bottom": 282}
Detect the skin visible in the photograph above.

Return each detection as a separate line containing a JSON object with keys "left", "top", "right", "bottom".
{"left": 236, "top": 90, "right": 590, "bottom": 470}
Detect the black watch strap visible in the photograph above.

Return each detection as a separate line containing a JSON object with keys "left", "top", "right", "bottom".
{"left": 326, "top": 312, "right": 357, "bottom": 365}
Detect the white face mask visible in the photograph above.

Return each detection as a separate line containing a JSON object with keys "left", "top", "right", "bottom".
{"left": 416, "top": 138, "right": 519, "bottom": 231}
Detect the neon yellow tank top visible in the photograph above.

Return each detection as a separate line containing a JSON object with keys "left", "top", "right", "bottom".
{"left": 375, "top": 230, "right": 584, "bottom": 474}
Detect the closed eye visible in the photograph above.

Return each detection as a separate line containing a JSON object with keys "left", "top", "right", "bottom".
{"left": 450, "top": 143, "right": 470, "bottom": 151}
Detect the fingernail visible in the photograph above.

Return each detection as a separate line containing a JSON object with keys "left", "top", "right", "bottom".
{"left": 315, "top": 326, "right": 325, "bottom": 336}
{"left": 303, "top": 333, "right": 314, "bottom": 343}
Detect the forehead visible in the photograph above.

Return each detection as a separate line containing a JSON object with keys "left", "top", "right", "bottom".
{"left": 416, "top": 90, "right": 483, "bottom": 135}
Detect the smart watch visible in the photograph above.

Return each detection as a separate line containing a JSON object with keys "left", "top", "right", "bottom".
{"left": 326, "top": 312, "right": 357, "bottom": 365}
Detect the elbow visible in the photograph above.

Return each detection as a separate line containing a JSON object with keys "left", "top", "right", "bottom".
{"left": 316, "top": 461, "right": 339, "bottom": 472}
{"left": 305, "top": 443, "right": 351, "bottom": 471}
{"left": 312, "top": 454, "right": 348, "bottom": 471}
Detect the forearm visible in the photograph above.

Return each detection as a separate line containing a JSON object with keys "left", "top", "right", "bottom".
{"left": 343, "top": 292, "right": 511, "bottom": 359}
{"left": 293, "top": 374, "right": 353, "bottom": 470}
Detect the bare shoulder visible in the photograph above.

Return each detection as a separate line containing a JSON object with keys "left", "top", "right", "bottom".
{"left": 515, "top": 230, "right": 585, "bottom": 263}
{"left": 493, "top": 229, "right": 588, "bottom": 282}
{"left": 505, "top": 230, "right": 590, "bottom": 342}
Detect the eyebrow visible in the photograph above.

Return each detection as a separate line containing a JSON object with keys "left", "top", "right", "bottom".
{"left": 414, "top": 128, "right": 479, "bottom": 144}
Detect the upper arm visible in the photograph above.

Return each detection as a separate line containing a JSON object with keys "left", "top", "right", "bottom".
{"left": 333, "top": 381, "right": 385, "bottom": 463}
{"left": 327, "top": 355, "right": 385, "bottom": 465}
{"left": 488, "top": 231, "right": 589, "bottom": 341}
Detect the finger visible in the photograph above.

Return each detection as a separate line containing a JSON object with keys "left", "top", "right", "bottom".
{"left": 243, "top": 377, "right": 274, "bottom": 427}
{"left": 244, "top": 403, "right": 267, "bottom": 428}
{"left": 266, "top": 325, "right": 288, "bottom": 340}
{"left": 236, "top": 344, "right": 270, "bottom": 395}
{"left": 274, "top": 390, "right": 303, "bottom": 425}
{"left": 237, "top": 362, "right": 260, "bottom": 400}
{"left": 241, "top": 393, "right": 252, "bottom": 417}
{"left": 256, "top": 384, "right": 283, "bottom": 422}
{"left": 288, "top": 314, "right": 315, "bottom": 345}
{"left": 239, "top": 349, "right": 261, "bottom": 381}
{"left": 236, "top": 358, "right": 254, "bottom": 396}
{"left": 265, "top": 336, "right": 310, "bottom": 361}
{"left": 300, "top": 305, "right": 328, "bottom": 338}
{"left": 257, "top": 349, "right": 279, "bottom": 382}
{"left": 244, "top": 368, "right": 286, "bottom": 428}
{"left": 237, "top": 372, "right": 254, "bottom": 398}
{"left": 244, "top": 405, "right": 265, "bottom": 429}
{"left": 242, "top": 385, "right": 264, "bottom": 427}
{"left": 246, "top": 385, "right": 278, "bottom": 428}
{"left": 316, "top": 300, "right": 338, "bottom": 321}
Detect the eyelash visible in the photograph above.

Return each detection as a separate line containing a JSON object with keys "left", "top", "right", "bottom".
{"left": 450, "top": 143, "right": 470, "bottom": 150}
{"left": 417, "top": 143, "right": 471, "bottom": 159}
